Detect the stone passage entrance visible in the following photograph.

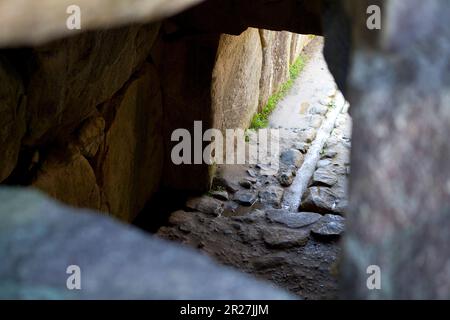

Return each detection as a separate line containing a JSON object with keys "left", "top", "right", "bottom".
{"left": 156, "top": 38, "right": 352, "bottom": 299}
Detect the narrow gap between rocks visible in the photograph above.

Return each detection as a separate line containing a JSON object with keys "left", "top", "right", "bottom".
{"left": 141, "top": 37, "right": 352, "bottom": 300}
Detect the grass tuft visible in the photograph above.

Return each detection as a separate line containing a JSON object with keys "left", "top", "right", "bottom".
{"left": 250, "top": 54, "right": 306, "bottom": 129}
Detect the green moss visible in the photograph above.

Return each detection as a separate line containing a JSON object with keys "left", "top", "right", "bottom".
{"left": 250, "top": 54, "right": 306, "bottom": 129}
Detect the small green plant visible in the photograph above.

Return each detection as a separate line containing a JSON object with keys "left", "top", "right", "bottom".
{"left": 250, "top": 54, "right": 306, "bottom": 129}
{"left": 244, "top": 130, "right": 251, "bottom": 143}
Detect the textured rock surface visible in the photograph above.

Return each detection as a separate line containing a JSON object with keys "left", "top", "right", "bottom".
{"left": 24, "top": 23, "right": 160, "bottom": 146}
{"left": 266, "top": 210, "right": 322, "bottom": 229}
{"left": 212, "top": 28, "right": 262, "bottom": 130}
{"left": 311, "top": 214, "right": 345, "bottom": 240}
{"left": 312, "top": 167, "right": 338, "bottom": 187}
{"left": 340, "top": 0, "right": 450, "bottom": 299}
{"left": 300, "top": 187, "right": 337, "bottom": 214}
{"left": 259, "top": 32, "right": 312, "bottom": 112}
{"left": 234, "top": 190, "right": 258, "bottom": 207}
{"left": 0, "top": 57, "right": 26, "bottom": 182}
{"left": 95, "top": 64, "right": 164, "bottom": 221}
{"left": 259, "top": 185, "right": 284, "bottom": 208}
{"left": 32, "top": 152, "right": 101, "bottom": 210}
{"left": 280, "top": 149, "right": 304, "bottom": 167}
{"left": 186, "top": 196, "right": 224, "bottom": 216}
{"left": 0, "top": 187, "right": 293, "bottom": 300}
{"left": 262, "top": 227, "right": 309, "bottom": 249}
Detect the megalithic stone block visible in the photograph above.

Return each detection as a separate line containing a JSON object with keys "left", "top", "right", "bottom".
{"left": 339, "top": 0, "right": 450, "bottom": 299}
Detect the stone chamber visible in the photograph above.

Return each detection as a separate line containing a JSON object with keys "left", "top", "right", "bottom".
{"left": 0, "top": 0, "right": 449, "bottom": 299}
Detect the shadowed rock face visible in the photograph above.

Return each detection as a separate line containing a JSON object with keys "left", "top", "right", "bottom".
{"left": 0, "top": 0, "right": 324, "bottom": 47}
{"left": 340, "top": 0, "right": 450, "bottom": 299}
{"left": 0, "top": 188, "right": 294, "bottom": 300}
{"left": 0, "top": 0, "right": 204, "bottom": 46}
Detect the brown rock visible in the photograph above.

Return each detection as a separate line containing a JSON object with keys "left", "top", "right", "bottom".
{"left": 186, "top": 196, "right": 224, "bottom": 216}
{"left": 300, "top": 187, "right": 338, "bottom": 214}
{"left": 168, "top": 210, "right": 191, "bottom": 226}
{"left": 76, "top": 116, "right": 105, "bottom": 158}
{"left": 32, "top": 152, "right": 101, "bottom": 210}
{"left": 23, "top": 23, "right": 160, "bottom": 147}
{"left": 263, "top": 227, "right": 309, "bottom": 249}
{"left": 96, "top": 64, "right": 164, "bottom": 221}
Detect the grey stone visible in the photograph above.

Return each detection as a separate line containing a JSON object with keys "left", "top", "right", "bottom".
{"left": 239, "top": 179, "right": 253, "bottom": 189}
{"left": 311, "top": 214, "right": 345, "bottom": 240}
{"left": 319, "top": 96, "right": 333, "bottom": 106}
{"left": 280, "top": 149, "right": 304, "bottom": 167}
{"left": 308, "top": 104, "right": 328, "bottom": 116}
{"left": 333, "top": 200, "right": 348, "bottom": 215}
{"left": 0, "top": 187, "right": 294, "bottom": 300}
{"left": 251, "top": 254, "right": 288, "bottom": 270}
{"left": 300, "top": 187, "right": 338, "bottom": 214}
{"left": 278, "top": 170, "right": 295, "bottom": 187}
{"left": 317, "top": 159, "right": 333, "bottom": 168}
{"left": 258, "top": 164, "right": 279, "bottom": 176}
{"left": 312, "top": 167, "right": 338, "bottom": 187}
{"left": 294, "top": 142, "right": 309, "bottom": 154}
{"left": 234, "top": 190, "right": 258, "bottom": 206}
{"left": 266, "top": 210, "right": 322, "bottom": 229}
{"left": 186, "top": 196, "right": 224, "bottom": 216}
{"left": 247, "top": 169, "right": 258, "bottom": 178}
{"left": 168, "top": 210, "right": 191, "bottom": 226}
{"left": 263, "top": 228, "right": 309, "bottom": 249}
{"left": 322, "top": 148, "right": 338, "bottom": 159}
{"left": 212, "top": 176, "right": 239, "bottom": 194}
{"left": 231, "top": 209, "right": 265, "bottom": 224}
{"left": 210, "top": 190, "right": 229, "bottom": 201}
{"left": 238, "top": 227, "right": 262, "bottom": 244}
{"left": 259, "top": 186, "right": 284, "bottom": 207}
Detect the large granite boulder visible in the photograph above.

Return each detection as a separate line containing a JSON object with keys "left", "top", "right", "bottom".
{"left": 338, "top": 0, "right": 450, "bottom": 299}
{"left": 212, "top": 28, "right": 262, "bottom": 130}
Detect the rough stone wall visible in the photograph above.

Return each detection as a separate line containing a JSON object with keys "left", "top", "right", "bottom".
{"left": 212, "top": 28, "right": 262, "bottom": 131}
{"left": 0, "top": 23, "right": 164, "bottom": 222}
{"left": 0, "top": 57, "right": 26, "bottom": 183}
{"left": 212, "top": 29, "right": 311, "bottom": 130}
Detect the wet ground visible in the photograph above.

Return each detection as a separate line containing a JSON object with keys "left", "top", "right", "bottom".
{"left": 156, "top": 37, "right": 352, "bottom": 299}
